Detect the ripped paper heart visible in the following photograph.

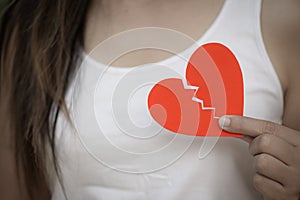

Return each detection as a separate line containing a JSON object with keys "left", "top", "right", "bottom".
{"left": 148, "top": 43, "right": 243, "bottom": 137}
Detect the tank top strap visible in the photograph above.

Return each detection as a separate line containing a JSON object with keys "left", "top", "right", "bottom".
{"left": 204, "top": 0, "right": 262, "bottom": 40}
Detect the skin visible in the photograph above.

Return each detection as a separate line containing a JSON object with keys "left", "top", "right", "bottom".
{"left": 85, "top": 0, "right": 300, "bottom": 199}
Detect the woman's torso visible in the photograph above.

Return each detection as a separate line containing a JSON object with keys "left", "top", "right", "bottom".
{"left": 50, "top": 0, "right": 284, "bottom": 199}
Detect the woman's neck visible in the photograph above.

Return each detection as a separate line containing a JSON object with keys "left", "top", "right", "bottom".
{"left": 84, "top": 0, "right": 224, "bottom": 66}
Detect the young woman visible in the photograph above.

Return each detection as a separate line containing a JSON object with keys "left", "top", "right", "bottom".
{"left": 1, "top": 0, "right": 299, "bottom": 199}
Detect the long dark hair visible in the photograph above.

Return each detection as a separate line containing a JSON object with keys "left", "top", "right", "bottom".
{"left": 0, "top": 0, "right": 90, "bottom": 199}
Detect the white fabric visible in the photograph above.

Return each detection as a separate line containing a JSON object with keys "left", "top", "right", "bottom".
{"left": 51, "top": 0, "right": 283, "bottom": 199}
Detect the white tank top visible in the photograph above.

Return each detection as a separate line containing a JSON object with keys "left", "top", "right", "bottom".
{"left": 50, "top": 0, "right": 283, "bottom": 199}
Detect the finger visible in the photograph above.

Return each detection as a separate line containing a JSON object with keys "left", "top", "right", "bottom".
{"left": 219, "top": 115, "right": 299, "bottom": 146}
{"left": 253, "top": 153, "right": 290, "bottom": 185}
{"left": 249, "top": 134, "right": 294, "bottom": 165}
{"left": 253, "top": 173, "right": 285, "bottom": 200}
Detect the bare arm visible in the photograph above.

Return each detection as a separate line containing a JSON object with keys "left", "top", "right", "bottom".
{"left": 262, "top": 0, "right": 300, "bottom": 130}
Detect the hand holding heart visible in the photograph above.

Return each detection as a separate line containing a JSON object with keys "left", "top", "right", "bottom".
{"left": 219, "top": 115, "right": 300, "bottom": 200}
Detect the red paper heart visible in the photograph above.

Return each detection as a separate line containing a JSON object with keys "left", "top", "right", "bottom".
{"left": 148, "top": 43, "right": 243, "bottom": 137}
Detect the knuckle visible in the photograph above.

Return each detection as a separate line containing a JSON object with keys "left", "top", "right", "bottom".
{"left": 255, "top": 154, "right": 269, "bottom": 172}
{"left": 257, "top": 134, "right": 272, "bottom": 151}
{"left": 261, "top": 121, "right": 278, "bottom": 135}
{"left": 253, "top": 174, "right": 264, "bottom": 191}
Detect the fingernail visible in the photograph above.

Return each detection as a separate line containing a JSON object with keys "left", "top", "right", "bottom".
{"left": 219, "top": 116, "right": 231, "bottom": 129}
